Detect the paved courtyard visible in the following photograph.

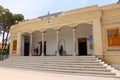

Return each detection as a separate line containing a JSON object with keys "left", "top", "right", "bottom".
{"left": 0, "top": 67, "right": 119, "bottom": 80}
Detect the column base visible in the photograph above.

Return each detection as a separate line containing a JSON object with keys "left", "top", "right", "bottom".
{"left": 29, "top": 53, "right": 32, "bottom": 56}
{"left": 73, "top": 53, "right": 77, "bottom": 56}
{"left": 56, "top": 52, "right": 60, "bottom": 56}
{"left": 41, "top": 53, "right": 44, "bottom": 56}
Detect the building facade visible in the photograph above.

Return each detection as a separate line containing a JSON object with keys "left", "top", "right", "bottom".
{"left": 10, "top": 3, "right": 120, "bottom": 64}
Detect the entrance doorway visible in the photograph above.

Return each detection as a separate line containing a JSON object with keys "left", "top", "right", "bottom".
{"left": 78, "top": 38, "right": 87, "bottom": 56}
{"left": 38, "top": 41, "right": 46, "bottom": 56}
{"left": 24, "top": 43, "right": 29, "bottom": 56}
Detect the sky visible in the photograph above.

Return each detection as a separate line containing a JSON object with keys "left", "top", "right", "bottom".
{"left": 0, "top": 0, "right": 118, "bottom": 19}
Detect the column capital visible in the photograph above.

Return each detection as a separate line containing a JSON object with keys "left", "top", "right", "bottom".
{"left": 17, "top": 32, "right": 22, "bottom": 36}
{"left": 42, "top": 32, "right": 45, "bottom": 36}
{"left": 30, "top": 34, "right": 32, "bottom": 36}
{"left": 29, "top": 32, "right": 33, "bottom": 35}
{"left": 93, "top": 18, "right": 101, "bottom": 25}
{"left": 56, "top": 30, "right": 60, "bottom": 34}
{"left": 72, "top": 28, "right": 76, "bottom": 32}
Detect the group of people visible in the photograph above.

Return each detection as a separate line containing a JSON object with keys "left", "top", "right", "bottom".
{"left": 33, "top": 45, "right": 64, "bottom": 56}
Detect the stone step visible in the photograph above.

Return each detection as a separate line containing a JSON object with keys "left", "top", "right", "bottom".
{"left": 1, "top": 62, "right": 103, "bottom": 66}
{"left": 1, "top": 65, "right": 115, "bottom": 77}
{"left": 8, "top": 57, "right": 97, "bottom": 60}
{"left": 0, "top": 63, "right": 109, "bottom": 72}
{"left": 3, "top": 58, "right": 98, "bottom": 60}
{"left": 5, "top": 60, "right": 98, "bottom": 63}
{"left": 0, "top": 56, "right": 117, "bottom": 78}
{"left": 9, "top": 56, "right": 96, "bottom": 58}
{"left": 0, "top": 64, "right": 113, "bottom": 74}
{"left": 0, "top": 63, "right": 106, "bottom": 69}
{"left": 4, "top": 60, "right": 100, "bottom": 63}
{"left": 6, "top": 58, "right": 98, "bottom": 61}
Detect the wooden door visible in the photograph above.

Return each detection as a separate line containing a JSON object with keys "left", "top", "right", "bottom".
{"left": 78, "top": 38, "right": 87, "bottom": 56}
{"left": 24, "top": 43, "right": 29, "bottom": 56}
{"left": 107, "top": 29, "right": 120, "bottom": 46}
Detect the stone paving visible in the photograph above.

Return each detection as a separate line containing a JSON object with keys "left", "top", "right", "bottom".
{"left": 0, "top": 67, "right": 119, "bottom": 80}
{"left": 112, "top": 64, "right": 120, "bottom": 70}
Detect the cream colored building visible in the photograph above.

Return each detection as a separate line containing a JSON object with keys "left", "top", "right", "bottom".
{"left": 10, "top": 3, "right": 120, "bottom": 64}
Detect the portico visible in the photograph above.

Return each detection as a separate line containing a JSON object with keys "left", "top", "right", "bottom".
{"left": 10, "top": 19, "right": 102, "bottom": 57}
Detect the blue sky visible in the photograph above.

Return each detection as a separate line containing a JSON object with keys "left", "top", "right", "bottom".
{"left": 0, "top": 0, "right": 118, "bottom": 19}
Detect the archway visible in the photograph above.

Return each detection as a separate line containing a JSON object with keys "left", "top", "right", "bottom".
{"left": 75, "top": 23, "right": 93, "bottom": 56}
{"left": 32, "top": 31, "right": 42, "bottom": 56}
{"left": 60, "top": 26, "right": 73, "bottom": 56}
{"left": 44, "top": 29, "right": 56, "bottom": 56}
{"left": 21, "top": 33, "right": 30, "bottom": 56}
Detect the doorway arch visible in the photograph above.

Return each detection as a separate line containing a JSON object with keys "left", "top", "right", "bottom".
{"left": 75, "top": 23, "right": 93, "bottom": 56}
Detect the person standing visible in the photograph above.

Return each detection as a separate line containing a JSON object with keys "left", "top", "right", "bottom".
{"left": 36, "top": 47, "right": 39, "bottom": 56}
{"left": 59, "top": 45, "right": 63, "bottom": 56}
{"left": 33, "top": 47, "right": 36, "bottom": 56}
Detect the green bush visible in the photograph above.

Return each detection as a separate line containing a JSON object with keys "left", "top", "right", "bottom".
{"left": 0, "top": 50, "right": 8, "bottom": 55}
{"left": 0, "top": 44, "right": 9, "bottom": 55}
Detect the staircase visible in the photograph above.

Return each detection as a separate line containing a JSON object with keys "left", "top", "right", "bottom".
{"left": 0, "top": 56, "right": 118, "bottom": 77}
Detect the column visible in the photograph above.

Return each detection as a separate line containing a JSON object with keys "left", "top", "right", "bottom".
{"left": 41, "top": 32, "right": 44, "bottom": 56}
{"left": 21, "top": 35, "right": 24, "bottom": 56}
{"left": 93, "top": 18, "right": 103, "bottom": 58}
{"left": 17, "top": 32, "right": 22, "bottom": 56}
{"left": 72, "top": 28, "right": 76, "bottom": 56}
{"left": 56, "top": 30, "right": 60, "bottom": 56}
{"left": 9, "top": 35, "right": 13, "bottom": 56}
{"left": 29, "top": 33, "right": 33, "bottom": 56}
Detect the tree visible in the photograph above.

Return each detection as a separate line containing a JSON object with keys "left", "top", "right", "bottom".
{"left": 0, "top": 6, "right": 3, "bottom": 12}
{"left": 0, "top": 5, "right": 24, "bottom": 52}
{"left": 13, "top": 14, "right": 24, "bottom": 23}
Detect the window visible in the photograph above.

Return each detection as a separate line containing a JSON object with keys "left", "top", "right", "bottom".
{"left": 114, "top": 31, "right": 118, "bottom": 37}
{"left": 107, "top": 29, "right": 120, "bottom": 46}
{"left": 108, "top": 32, "right": 112, "bottom": 37}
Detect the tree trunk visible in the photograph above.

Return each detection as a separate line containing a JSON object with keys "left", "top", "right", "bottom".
{"left": 2, "top": 28, "right": 5, "bottom": 50}
{"left": 4, "top": 31, "right": 9, "bottom": 50}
